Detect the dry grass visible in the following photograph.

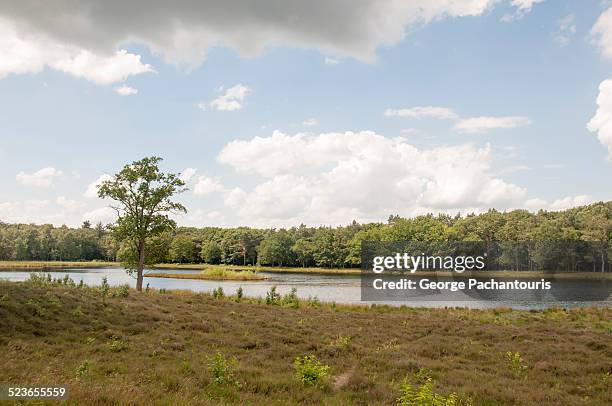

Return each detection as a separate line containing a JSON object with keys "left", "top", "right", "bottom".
{"left": 0, "top": 280, "right": 610, "bottom": 405}
{"left": 0, "top": 261, "right": 119, "bottom": 270}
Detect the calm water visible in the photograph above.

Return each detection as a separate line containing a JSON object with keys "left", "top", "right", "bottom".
{"left": 1, "top": 267, "right": 610, "bottom": 310}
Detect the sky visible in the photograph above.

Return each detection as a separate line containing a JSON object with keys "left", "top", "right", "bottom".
{"left": 0, "top": 0, "right": 612, "bottom": 228}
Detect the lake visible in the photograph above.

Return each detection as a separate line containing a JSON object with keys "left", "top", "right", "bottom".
{"left": 1, "top": 267, "right": 610, "bottom": 310}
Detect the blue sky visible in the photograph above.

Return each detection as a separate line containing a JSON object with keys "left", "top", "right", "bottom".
{"left": 1, "top": 0, "right": 611, "bottom": 227}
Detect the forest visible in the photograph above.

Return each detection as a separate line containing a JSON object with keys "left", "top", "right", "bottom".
{"left": 0, "top": 201, "right": 610, "bottom": 272}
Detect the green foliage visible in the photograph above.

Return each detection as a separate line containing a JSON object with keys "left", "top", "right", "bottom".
{"left": 505, "top": 351, "right": 528, "bottom": 376}
{"left": 201, "top": 241, "right": 222, "bottom": 264}
{"left": 328, "top": 335, "right": 352, "bottom": 351}
{"left": 265, "top": 286, "right": 281, "bottom": 305}
{"left": 112, "top": 284, "right": 130, "bottom": 298}
{"left": 397, "top": 376, "right": 460, "bottom": 406}
{"left": 208, "top": 352, "right": 239, "bottom": 386}
{"left": 281, "top": 288, "right": 300, "bottom": 308}
{"left": 72, "top": 306, "right": 84, "bottom": 318}
{"left": 235, "top": 287, "right": 243, "bottom": 300}
{"left": 108, "top": 337, "right": 128, "bottom": 352}
{"left": 169, "top": 234, "right": 197, "bottom": 263}
{"left": 76, "top": 360, "right": 90, "bottom": 377}
{"left": 212, "top": 287, "right": 225, "bottom": 299}
{"left": 100, "top": 276, "right": 110, "bottom": 299}
{"left": 293, "top": 355, "right": 330, "bottom": 388}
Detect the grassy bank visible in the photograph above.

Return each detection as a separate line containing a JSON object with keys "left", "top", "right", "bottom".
{"left": 2, "top": 261, "right": 611, "bottom": 279}
{"left": 146, "top": 269, "right": 266, "bottom": 281}
{"left": 0, "top": 261, "right": 119, "bottom": 270}
{"left": 0, "top": 279, "right": 610, "bottom": 405}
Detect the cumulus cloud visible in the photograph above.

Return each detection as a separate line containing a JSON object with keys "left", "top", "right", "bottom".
{"left": 548, "top": 195, "right": 593, "bottom": 211}
{"left": 84, "top": 174, "right": 113, "bottom": 198}
{"left": 384, "top": 106, "right": 458, "bottom": 120}
{"left": 179, "top": 168, "right": 197, "bottom": 183}
{"left": 217, "top": 130, "right": 529, "bottom": 226}
{"left": 209, "top": 84, "right": 250, "bottom": 111}
{"left": 592, "top": 7, "right": 612, "bottom": 59}
{"left": 114, "top": 85, "right": 138, "bottom": 96}
{"left": 324, "top": 57, "right": 340, "bottom": 65}
{"left": 16, "top": 167, "right": 62, "bottom": 188}
{"left": 0, "top": 18, "right": 154, "bottom": 84}
{"left": 194, "top": 176, "right": 226, "bottom": 196}
{"left": 454, "top": 116, "right": 531, "bottom": 134}
{"left": 587, "top": 79, "right": 612, "bottom": 158}
{"left": 82, "top": 207, "right": 116, "bottom": 225}
{"left": 0, "top": 0, "right": 535, "bottom": 74}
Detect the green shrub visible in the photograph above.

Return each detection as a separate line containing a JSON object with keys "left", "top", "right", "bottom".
{"left": 100, "top": 277, "right": 110, "bottom": 299}
{"left": 397, "top": 376, "right": 459, "bottom": 406}
{"left": 113, "top": 284, "right": 130, "bottom": 298}
{"left": 208, "top": 352, "right": 238, "bottom": 386}
{"left": 293, "top": 355, "right": 330, "bottom": 388}
{"left": 505, "top": 351, "right": 528, "bottom": 376}
{"left": 281, "top": 288, "right": 299, "bottom": 308}
{"left": 72, "top": 306, "right": 84, "bottom": 318}
{"left": 266, "top": 286, "right": 280, "bottom": 305}
{"left": 213, "top": 287, "right": 225, "bottom": 299}
{"left": 328, "top": 335, "right": 352, "bottom": 351}
{"left": 108, "top": 337, "right": 128, "bottom": 352}
{"left": 76, "top": 360, "right": 90, "bottom": 377}
{"left": 236, "top": 287, "right": 243, "bottom": 300}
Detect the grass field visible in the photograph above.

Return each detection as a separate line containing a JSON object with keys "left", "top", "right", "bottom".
{"left": 0, "top": 279, "right": 610, "bottom": 405}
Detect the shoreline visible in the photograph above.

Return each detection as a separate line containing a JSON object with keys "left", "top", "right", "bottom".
{"left": 0, "top": 261, "right": 610, "bottom": 279}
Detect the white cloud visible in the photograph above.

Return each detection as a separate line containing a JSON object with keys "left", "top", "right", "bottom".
{"left": 209, "top": 84, "right": 251, "bottom": 111}
{"left": 84, "top": 174, "right": 113, "bottom": 198}
{"left": 0, "top": 0, "right": 520, "bottom": 72}
{"left": 592, "top": 7, "right": 612, "bottom": 59}
{"left": 384, "top": 106, "right": 458, "bottom": 120}
{"left": 324, "top": 57, "right": 340, "bottom": 65}
{"left": 302, "top": 118, "right": 319, "bottom": 126}
{"left": 454, "top": 116, "right": 531, "bottom": 134}
{"left": 56, "top": 196, "right": 85, "bottom": 212}
{"left": 501, "top": 0, "right": 545, "bottom": 22}
{"left": 217, "top": 130, "right": 529, "bottom": 226}
{"left": 194, "top": 176, "right": 226, "bottom": 196}
{"left": 179, "top": 168, "right": 197, "bottom": 183}
{"left": 82, "top": 207, "right": 116, "bottom": 225}
{"left": 16, "top": 167, "right": 62, "bottom": 188}
{"left": 587, "top": 79, "right": 612, "bottom": 158}
{"left": 115, "top": 85, "right": 138, "bottom": 96}
{"left": 0, "top": 18, "right": 154, "bottom": 84}
{"left": 555, "top": 14, "right": 576, "bottom": 47}
{"left": 549, "top": 195, "right": 593, "bottom": 211}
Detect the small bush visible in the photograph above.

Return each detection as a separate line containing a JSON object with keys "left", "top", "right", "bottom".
{"left": 397, "top": 375, "right": 460, "bottom": 406}
{"left": 505, "top": 351, "right": 528, "bottom": 377}
{"left": 294, "top": 355, "right": 330, "bottom": 388}
{"left": 72, "top": 306, "right": 84, "bottom": 318}
{"left": 100, "top": 277, "right": 110, "bottom": 299}
{"left": 208, "top": 352, "right": 238, "bottom": 386}
{"left": 213, "top": 287, "right": 225, "bottom": 299}
{"left": 266, "top": 286, "right": 281, "bottom": 305}
{"left": 76, "top": 360, "right": 90, "bottom": 377}
{"left": 113, "top": 284, "right": 130, "bottom": 298}
{"left": 235, "top": 287, "right": 243, "bottom": 301}
{"left": 328, "top": 335, "right": 352, "bottom": 351}
{"left": 108, "top": 337, "right": 128, "bottom": 352}
{"left": 281, "top": 288, "right": 300, "bottom": 308}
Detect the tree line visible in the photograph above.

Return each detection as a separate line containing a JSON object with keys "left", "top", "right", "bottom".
{"left": 0, "top": 201, "right": 610, "bottom": 271}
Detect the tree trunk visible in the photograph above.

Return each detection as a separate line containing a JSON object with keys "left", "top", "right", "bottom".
{"left": 136, "top": 239, "right": 145, "bottom": 291}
